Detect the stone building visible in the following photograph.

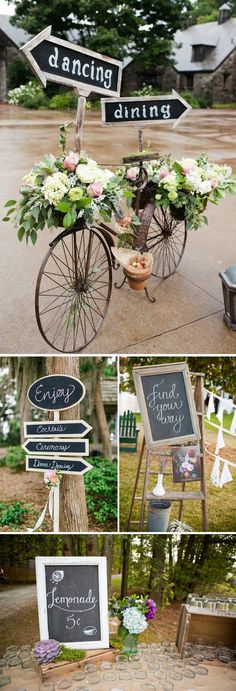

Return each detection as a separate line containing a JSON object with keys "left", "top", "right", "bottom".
{"left": 0, "top": 14, "right": 28, "bottom": 102}
{"left": 123, "top": 4, "right": 236, "bottom": 103}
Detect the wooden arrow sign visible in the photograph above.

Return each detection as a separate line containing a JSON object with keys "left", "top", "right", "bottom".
{"left": 22, "top": 438, "right": 89, "bottom": 456}
{"left": 26, "top": 455, "right": 93, "bottom": 476}
{"left": 24, "top": 420, "right": 92, "bottom": 438}
{"left": 20, "top": 25, "right": 122, "bottom": 97}
{"left": 101, "top": 90, "right": 191, "bottom": 128}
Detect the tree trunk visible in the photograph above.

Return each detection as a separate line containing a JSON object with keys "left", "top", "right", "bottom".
{"left": 86, "top": 536, "right": 99, "bottom": 556}
{"left": 148, "top": 536, "right": 167, "bottom": 606}
{"left": 121, "top": 536, "right": 131, "bottom": 598}
{"left": 94, "top": 358, "right": 112, "bottom": 460}
{"left": 47, "top": 357, "right": 88, "bottom": 532}
{"left": 103, "top": 534, "right": 114, "bottom": 597}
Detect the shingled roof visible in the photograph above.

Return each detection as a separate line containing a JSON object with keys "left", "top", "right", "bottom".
{"left": 0, "top": 14, "right": 29, "bottom": 47}
{"left": 173, "top": 17, "right": 236, "bottom": 73}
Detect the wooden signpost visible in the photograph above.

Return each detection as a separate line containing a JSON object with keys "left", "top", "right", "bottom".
{"left": 101, "top": 91, "right": 191, "bottom": 128}
{"left": 126, "top": 364, "right": 208, "bottom": 531}
{"left": 36, "top": 556, "right": 109, "bottom": 649}
{"left": 23, "top": 374, "right": 92, "bottom": 532}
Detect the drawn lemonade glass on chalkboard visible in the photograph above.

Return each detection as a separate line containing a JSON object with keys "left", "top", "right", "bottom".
{"left": 36, "top": 557, "right": 109, "bottom": 649}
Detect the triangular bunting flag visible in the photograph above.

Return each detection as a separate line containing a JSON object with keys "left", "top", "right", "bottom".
{"left": 216, "top": 427, "right": 225, "bottom": 453}
{"left": 230, "top": 408, "right": 236, "bottom": 434}
{"left": 207, "top": 392, "right": 215, "bottom": 420}
{"left": 210, "top": 455, "right": 221, "bottom": 487}
{"left": 224, "top": 398, "right": 233, "bottom": 415}
{"left": 216, "top": 401, "right": 225, "bottom": 425}
{"left": 219, "top": 461, "right": 233, "bottom": 488}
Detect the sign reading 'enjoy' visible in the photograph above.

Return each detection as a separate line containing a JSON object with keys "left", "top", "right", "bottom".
{"left": 27, "top": 375, "right": 85, "bottom": 411}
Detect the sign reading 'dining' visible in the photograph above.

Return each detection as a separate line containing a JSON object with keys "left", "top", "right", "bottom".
{"left": 27, "top": 374, "right": 85, "bottom": 411}
{"left": 133, "top": 363, "right": 199, "bottom": 449}
{"left": 36, "top": 557, "right": 109, "bottom": 649}
{"left": 21, "top": 26, "right": 122, "bottom": 97}
{"left": 101, "top": 91, "right": 191, "bottom": 126}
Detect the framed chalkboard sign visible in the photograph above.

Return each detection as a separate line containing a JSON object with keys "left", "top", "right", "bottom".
{"left": 133, "top": 363, "right": 199, "bottom": 449}
{"left": 36, "top": 557, "right": 109, "bottom": 649}
{"left": 28, "top": 375, "right": 85, "bottom": 411}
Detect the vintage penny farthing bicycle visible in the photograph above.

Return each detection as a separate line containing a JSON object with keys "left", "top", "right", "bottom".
{"left": 35, "top": 115, "right": 187, "bottom": 353}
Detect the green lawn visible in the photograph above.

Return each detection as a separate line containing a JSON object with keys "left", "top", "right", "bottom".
{"left": 119, "top": 421, "right": 236, "bottom": 532}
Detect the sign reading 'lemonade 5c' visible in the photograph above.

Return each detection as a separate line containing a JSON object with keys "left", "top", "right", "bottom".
{"left": 36, "top": 557, "right": 109, "bottom": 649}
{"left": 27, "top": 375, "right": 85, "bottom": 411}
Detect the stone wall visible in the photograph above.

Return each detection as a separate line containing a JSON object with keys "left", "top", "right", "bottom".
{"left": 0, "top": 29, "right": 20, "bottom": 102}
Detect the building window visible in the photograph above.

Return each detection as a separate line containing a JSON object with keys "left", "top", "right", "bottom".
{"left": 192, "top": 45, "right": 206, "bottom": 62}
{"left": 180, "top": 73, "right": 194, "bottom": 91}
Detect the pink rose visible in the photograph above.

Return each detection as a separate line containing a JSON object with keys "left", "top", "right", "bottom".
{"left": 126, "top": 167, "right": 139, "bottom": 181}
{"left": 63, "top": 151, "right": 80, "bottom": 172}
{"left": 160, "top": 167, "right": 169, "bottom": 178}
{"left": 87, "top": 181, "right": 104, "bottom": 197}
{"left": 44, "top": 470, "right": 58, "bottom": 485}
{"left": 211, "top": 178, "right": 218, "bottom": 188}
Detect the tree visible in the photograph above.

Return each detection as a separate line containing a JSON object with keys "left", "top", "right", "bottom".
{"left": 47, "top": 356, "right": 88, "bottom": 532}
{"left": 8, "top": 0, "right": 190, "bottom": 65}
{"left": 120, "top": 535, "right": 131, "bottom": 597}
{"left": 148, "top": 536, "right": 167, "bottom": 606}
{"left": 0, "top": 357, "right": 45, "bottom": 442}
{"left": 80, "top": 357, "right": 113, "bottom": 460}
{"left": 189, "top": 0, "right": 236, "bottom": 24}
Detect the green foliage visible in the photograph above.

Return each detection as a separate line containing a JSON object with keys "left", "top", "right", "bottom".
{"left": 8, "top": 80, "right": 49, "bottom": 109}
{"left": 0, "top": 501, "right": 30, "bottom": 527}
{"left": 84, "top": 456, "right": 117, "bottom": 524}
{"left": 54, "top": 644, "right": 85, "bottom": 663}
{"left": 7, "top": 56, "right": 32, "bottom": 89}
{"left": 2, "top": 446, "right": 25, "bottom": 472}
{"left": 189, "top": 0, "right": 236, "bottom": 25}
{"left": 0, "top": 419, "right": 21, "bottom": 447}
{"left": 49, "top": 90, "right": 78, "bottom": 111}
{"left": 9, "top": 0, "right": 191, "bottom": 66}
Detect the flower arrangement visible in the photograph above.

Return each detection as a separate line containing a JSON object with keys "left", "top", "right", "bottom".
{"left": 111, "top": 594, "right": 156, "bottom": 653}
{"left": 124, "top": 153, "right": 236, "bottom": 231}
{"left": 44, "top": 469, "right": 62, "bottom": 488}
{"left": 34, "top": 639, "right": 61, "bottom": 664}
{"left": 3, "top": 124, "right": 135, "bottom": 245}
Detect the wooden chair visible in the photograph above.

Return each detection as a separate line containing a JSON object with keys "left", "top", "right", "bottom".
{"left": 119, "top": 410, "right": 139, "bottom": 453}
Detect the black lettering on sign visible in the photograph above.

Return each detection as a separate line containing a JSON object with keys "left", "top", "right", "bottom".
{"left": 134, "top": 364, "right": 199, "bottom": 448}
{"left": 36, "top": 558, "right": 109, "bottom": 649}
{"left": 27, "top": 375, "right": 85, "bottom": 411}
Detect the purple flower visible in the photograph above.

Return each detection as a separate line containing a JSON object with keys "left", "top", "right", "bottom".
{"left": 34, "top": 639, "right": 61, "bottom": 664}
{"left": 145, "top": 598, "right": 157, "bottom": 620}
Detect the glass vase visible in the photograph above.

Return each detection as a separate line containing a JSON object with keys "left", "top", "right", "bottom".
{"left": 117, "top": 624, "right": 138, "bottom": 655}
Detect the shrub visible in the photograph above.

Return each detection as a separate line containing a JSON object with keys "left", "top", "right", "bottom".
{"left": 0, "top": 501, "right": 30, "bottom": 527}
{"left": 8, "top": 80, "right": 49, "bottom": 109}
{"left": 130, "top": 84, "right": 160, "bottom": 97}
{"left": 2, "top": 446, "right": 25, "bottom": 472}
{"left": 0, "top": 419, "right": 21, "bottom": 447}
{"left": 179, "top": 91, "right": 202, "bottom": 108}
{"left": 84, "top": 456, "right": 117, "bottom": 524}
{"left": 49, "top": 90, "right": 78, "bottom": 110}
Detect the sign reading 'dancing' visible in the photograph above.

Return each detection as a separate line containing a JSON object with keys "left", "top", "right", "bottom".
{"left": 27, "top": 374, "right": 85, "bottom": 411}
{"left": 36, "top": 557, "right": 109, "bottom": 649}
{"left": 26, "top": 456, "right": 92, "bottom": 476}
{"left": 133, "top": 363, "right": 199, "bottom": 449}
{"left": 20, "top": 26, "right": 122, "bottom": 97}
{"left": 101, "top": 91, "right": 191, "bottom": 126}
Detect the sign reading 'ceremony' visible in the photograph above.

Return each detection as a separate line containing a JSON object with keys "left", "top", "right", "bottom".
{"left": 21, "top": 26, "right": 122, "bottom": 97}
{"left": 22, "top": 438, "right": 89, "bottom": 456}
{"left": 134, "top": 363, "right": 199, "bottom": 449}
{"left": 36, "top": 557, "right": 109, "bottom": 649}
{"left": 101, "top": 91, "right": 191, "bottom": 126}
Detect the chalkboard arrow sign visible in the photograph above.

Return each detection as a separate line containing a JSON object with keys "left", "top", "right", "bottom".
{"left": 101, "top": 90, "right": 191, "bottom": 128}
{"left": 22, "top": 438, "right": 89, "bottom": 456}
{"left": 27, "top": 374, "right": 85, "bottom": 411}
{"left": 26, "top": 455, "right": 93, "bottom": 476}
{"left": 24, "top": 419, "right": 92, "bottom": 438}
{"left": 20, "top": 25, "right": 122, "bottom": 97}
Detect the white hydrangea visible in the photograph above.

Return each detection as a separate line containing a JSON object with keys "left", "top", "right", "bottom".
{"left": 197, "top": 179, "right": 212, "bottom": 195}
{"left": 22, "top": 172, "right": 38, "bottom": 189}
{"left": 76, "top": 161, "right": 114, "bottom": 187}
{"left": 122, "top": 607, "right": 148, "bottom": 634}
{"left": 43, "top": 172, "right": 69, "bottom": 205}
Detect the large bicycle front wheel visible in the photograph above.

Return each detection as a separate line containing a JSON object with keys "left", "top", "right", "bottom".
{"left": 35, "top": 226, "right": 112, "bottom": 352}
{"left": 145, "top": 206, "right": 187, "bottom": 278}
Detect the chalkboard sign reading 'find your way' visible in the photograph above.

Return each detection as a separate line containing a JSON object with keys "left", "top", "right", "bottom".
{"left": 27, "top": 374, "right": 85, "bottom": 411}
{"left": 36, "top": 557, "right": 109, "bottom": 649}
{"left": 133, "top": 363, "right": 199, "bottom": 449}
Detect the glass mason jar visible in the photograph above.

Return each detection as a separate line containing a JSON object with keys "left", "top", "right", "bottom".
{"left": 7, "top": 657, "right": 22, "bottom": 680}
{"left": 0, "top": 678, "right": 11, "bottom": 688}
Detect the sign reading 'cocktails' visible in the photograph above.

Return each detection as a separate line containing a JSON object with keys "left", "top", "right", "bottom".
{"left": 24, "top": 420, "right": 92, "bottom": 438}
{"left": 27, "top": 374, "right": 85, "bottom": 411}
{"left": 36, "top": 557, "right": 109, "bottom": 649}
{"left": 21, "top": 26, "right": 122, "bottom": 97}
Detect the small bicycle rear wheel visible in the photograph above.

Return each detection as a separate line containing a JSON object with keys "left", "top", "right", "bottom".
{"left": 145, "top": 206, "right": 187, "bottom": 278}
{"left": 35, "top": 225, "right": 112, "bottom": 352}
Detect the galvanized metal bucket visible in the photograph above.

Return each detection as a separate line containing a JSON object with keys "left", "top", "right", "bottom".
{"left": 147, "top": 499, "right": 171, "bottom": 533}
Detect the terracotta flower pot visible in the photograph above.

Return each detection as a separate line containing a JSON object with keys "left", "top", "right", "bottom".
{"left": 123, "top": 252, "right": 153, "bottom": 291}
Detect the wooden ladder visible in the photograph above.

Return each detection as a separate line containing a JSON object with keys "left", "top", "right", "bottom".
{"left": 126, "top": 373, "right": 208, "bottom": 532}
